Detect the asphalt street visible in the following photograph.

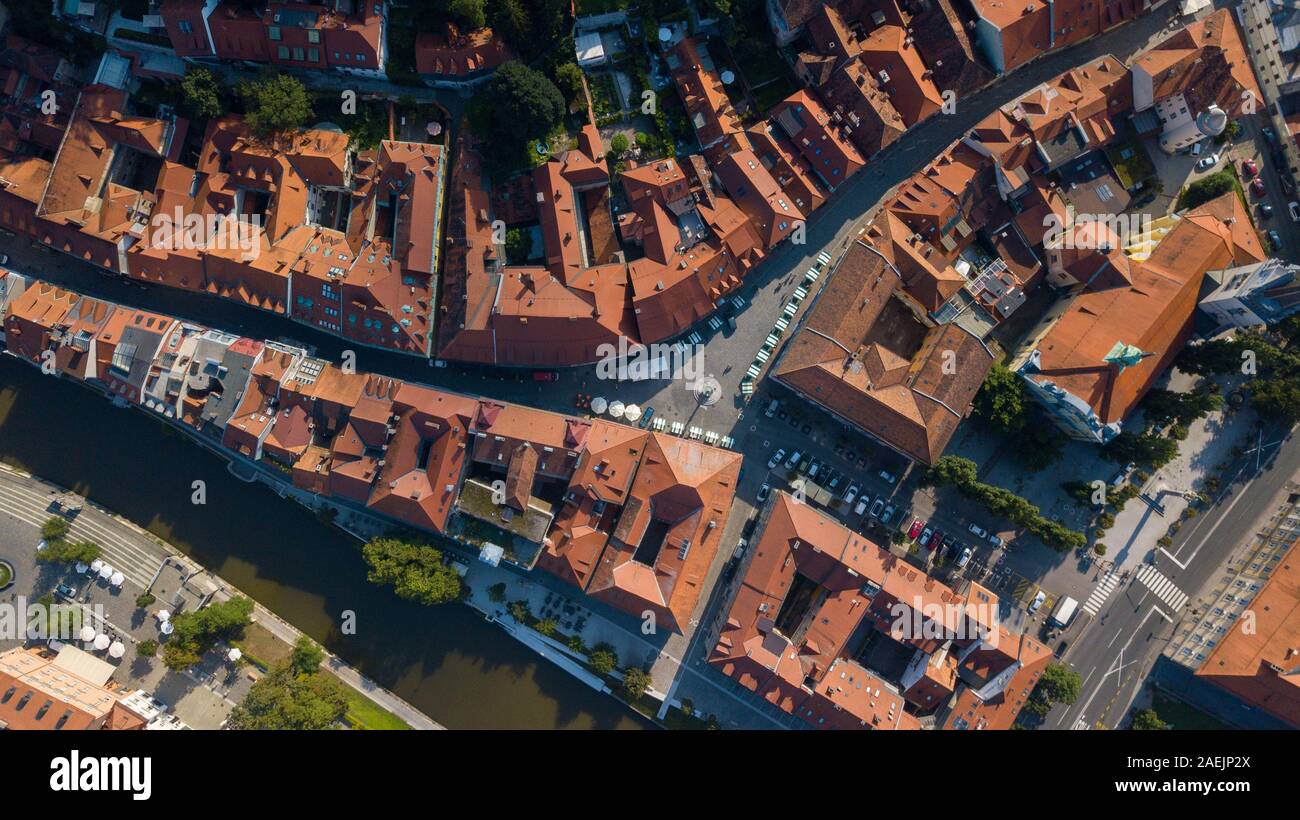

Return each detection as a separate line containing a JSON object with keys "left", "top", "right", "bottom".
{"left": 1047, "top": 422, "right": 1297, "bottom": 729}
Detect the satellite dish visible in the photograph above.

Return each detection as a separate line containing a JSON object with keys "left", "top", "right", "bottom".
{"left": 721, "top": 70, "right": 735, "bottom": 85}
{"left": 658, "top": 27, "right": 672, "bottom": 42}
{"left": 426, "top": 121, "right": 442, "bottom": 137}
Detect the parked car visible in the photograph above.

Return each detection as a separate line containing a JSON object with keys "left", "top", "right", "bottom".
{"left": 869, "top": 499, "right": 885, "bottom": 518}
{"left": 1190, "top": 140, "right": 1204, "bottom": 157}
{"left": 784, "top": 450, "right": 802, "bottom": 470}
{"left": 732, "top": 537, "right": 748, "bottom": 561}
{"left": 1028, "top": 591, "right": 1047, "bottom": 614}
{"left": 0, "top": 253, "right": 8, "bottom": 266}
{"left": 532, "top": 370, "right": 559, "bottom": 381}
{"left": 1269, "top": 229, "right": 1283, "bottom": 250}
{"left": 919, "top": 528, "right": 934, "bottom": 548}
{"left": 881, "top": 505, "right": 895, "bottom": 525}
{"left": 956, "top": 546, "right": 973, "bottom": 568}
{"left": 1260, "top": 202, "right": 1274, "bottom": 218}
{"left": 988, "top": 534, "right": 1005, "bottom": 548}
{"left": 843, "top": 484, "right": 860, "bottom": 505}
{"left": 908, "top": 519, "right": 924, "bottom": 540}
{"left": 827, "top": 472, "right": 843, "bottom": 490}
{"left": 1251, "top": 177, "right": 1267, "bottom": 197}
{"left": 854, "top": 496, "right": 870, "bottom": 516}
{"left": 768, "top": 449, "right": 786, "bottom": 470}
{"left": 879, "top": 470, "right": 897, "bottom": 484}
{"left": 765, "top": 399, "right": 780, "bottom": 417}
{"left": 1242, "top": 158, "right": 1258, "bottom": 178}
{"left": 927, "top": 530, "right": 944, "bottom": 551}
{"left": 797, "top": 457, "right": 812, "bottom": 475}
{"left": 757, "top": 483, "right": 772, "bottom": 502}
{"left": 1195, "top": 152, "right": 1218, "bottom": 170}
{"left": 637, "top": 407, "right": 655, "bottom": 428}
{"left": 808, "top": 460, "right": 822, "bottom": 478}
{"left": 55, "top": 583, "right": 77, "bottom": 598}
{"left": 1289, "top": 201, "right": 1300, "bottom": 222}
{"left": 968, "top": 523, "right": 987, "bottom": 538}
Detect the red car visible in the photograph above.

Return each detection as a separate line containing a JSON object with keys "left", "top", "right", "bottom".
{"left": 1242, "top": 159, "right": 1258, "bottom": 178}
{"left": 532, "top": 370, "right": 559, "bottom": 381}
{"left": 908, "top": 519, "right": 924, "bottom": 540}
{"left": 1252, "top": 177, "right": 1267, "bottom": 197}
{"left": 928, "top": 529, "right": 945, "bottom": 551}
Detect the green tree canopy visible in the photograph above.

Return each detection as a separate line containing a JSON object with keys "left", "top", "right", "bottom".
{"left": 227, "top": 663, "right": 348, "bottom": 730}
{"left": 448, "top": 0, "right": 487, "bottom": 28}
{"left": 1180, "top": 170, "right": 1235, "bottom": 210}
{"left": 620, "top": 666, "right": 652, "bottom": 701}
{"left": 36, "top": 538, "right": 101, "bottom": 565}
{"left": 479, "top": 60, "right": 565, "bottom": 152}
{"left": 610, "top": 132, "right": 630, "bottom": 154}
{"left": 238, "top": 74, "right": 313, "bottom": 135}
{"left": 180, "top": 68, "right": 224, "bottom": 120}
{"left": 589, "top": 645, "right": 618, "bottom": 675}
{"left": 1131, "top": 708, "right": 1169, "bottom": 730}
{"left": 554, "top": 62, "right": 586, "bottom": 105}
{"left": 290, "top": 635, "right": 326, "bottom": 677}
{"left": 163, "top": 596, "right": 254, "bottom": 670}
{"left": 42, "top": 516, "right": 70, "bottom": 541}
{"left": 362, "top": 537, "right": 464, "bottom": 605}
{"left": 1035, "top": 663, "right": 1082, "bottom": 706}
{"left": 973, "top": 363, "right": 1029, "bottom": 433}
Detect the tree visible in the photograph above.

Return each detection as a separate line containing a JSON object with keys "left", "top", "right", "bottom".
{"left": 137, "top": 639, "right": 157, "bottom": 658}
{"left": 362, "top": 536, "right": 463, "bottom": 605}
{"left": 162, "top": 596, "right": 254, "bottom": 671}
{"left": 504, "top": 227, "right": 532, "bottom": 264}
{"left": 227, "top": 662, "right": 348, "bottom": 730}
{"left": 620, "top": 666, "right": 652, "bottom": 701}
{"left": 36, "top": 538, "right": 101, "bottom": 565}
{"left": 487, "top": 0, "right": 531, "bottom": 46}
{"left": 535, "top": 617, "right": 557, "bottom": 637}
{"left": 554, "top": 62, "right": 586, "bottom": 106}
{"left": 1102, "top": 431, "right": 1179, "bottom": 468}
{"left": 1131, "top": 708, "right": 1169, "bottom": 730}
{"left": 135, "top": 593, "right": 156, "bottom": 608}
{"left": 1141, "top": 387, "right": 1223, "bottom": 427}
{"left": 1035, "top": 663, "right": 1082, "bottom": 706}
{"left": 290, "top": 636, "right": 326, "bottom": 677}
{"left": 973, "top": 363, "right": 1029, "bottom": 433}
{"left": 41, "top": 516, "right": 70, "bottom": 541}
{"left": 507, "top": 600, "right": 531, "bottom": 623}
{"left": 488, "top": 582, "right": 508, "bottom": 603}
{"left": 589, "top": 644, "right": 618, "bottom": 675}
{"left": 180, "top": 68, "right": 223, "bottom": 119}
{"left": 479, "top": 61, "right": 565, "bottom": 154}
{"left": 238, "top": 74, "right": 313, "bottom": 135}
{"left": 610, "top": 132, "right": 630, "bottom": 154}
{"left": 449, "top": 0, "right": 487, "bottom": 28}
{"left": 1180, "top": 170, "right": 1235, "bottom": 209}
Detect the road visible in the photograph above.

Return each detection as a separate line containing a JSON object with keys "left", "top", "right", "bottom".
{"left": 1047, "top": 422, "right": 1297, "bottom": 729}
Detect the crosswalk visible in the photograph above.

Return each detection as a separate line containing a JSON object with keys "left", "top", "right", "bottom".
{"left": 1082, "top": 570, "right": 1121, "bottom": 616}
{"left": 0, "top": 475, "right": 162, "bottom": 588}
{"left": 1135, "top": 564, "right": 1189, "bottom": 613}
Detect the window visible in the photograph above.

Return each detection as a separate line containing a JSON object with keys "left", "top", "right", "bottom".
{"left": 308, "top": 48, "right": 319, "bottom": 62}
{"left": 355, "top": 53, "right": 366, "bottom": 63}
{"left": 307, "top": 29, "right": 320, "bottom": 44}
{"left": 278, "top": 45, "right": 290, "bottom": 60}
{"left": 293, "top": 47, "right": 305, "bottom": 61}
{"left": 179, "top": 20, "right": 192, "bottom": 34}
{"left": 269, "top": 26, "right": 281, "bottom": 41}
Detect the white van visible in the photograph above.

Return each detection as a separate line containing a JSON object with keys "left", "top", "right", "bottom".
{"left": 1050, "top": 596, "right": 1079, "bottom": 628}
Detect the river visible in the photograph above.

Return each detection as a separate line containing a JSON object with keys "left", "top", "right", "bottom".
{"left": 0, "top": 355, "right": 646, "bottom": 729}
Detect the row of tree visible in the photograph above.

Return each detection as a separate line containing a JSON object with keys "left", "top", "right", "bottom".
{"left": 1178, "top": 330, "right": 1300, "bottom": 426}
{"left": 924, "top": 457, "right": 1087, "bottom": 551}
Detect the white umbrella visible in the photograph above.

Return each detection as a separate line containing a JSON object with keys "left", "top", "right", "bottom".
{"left": 157, "top": 610, "right": 170, "bottom": 622}
{"left": 608, "top": 400, "right": 625, "bottom": 418}
{"left": 75, "top": 562, "right": 88, "bottom": 574}
{"left": 109, "top": 572, "right": 125, "bottom": 588}
{"left": 93, "top": 634, "right": 110, "bottom": 650}
{"left": 624, "top": 404, "right": 642, "bottom": 422}
{"left": 227, "top": 648, "right": 242, "bottom": 662}
{"left": 108, "top": 642, "right": 125, "bottom": 659}
{"left": 160, "top": 621, "right": 174, "bottom": 635}
{"left": 590, "top": 396, "right": 608, "bottom": 415}
{"left": 79, "top": 626, "right": 96, "bottom": 643}
{"left": 98, "top": 565, "right": 113, "bottom": 580}
{"left": 90, "top": 559, "right": 104, "bottom": 574}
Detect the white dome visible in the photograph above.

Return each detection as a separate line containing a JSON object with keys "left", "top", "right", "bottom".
{"left": 1197, "top": 104, "right": 1228, "bottom": 137}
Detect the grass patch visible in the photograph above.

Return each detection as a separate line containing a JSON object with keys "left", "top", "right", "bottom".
{"left": 1150, "top": 687, "right": 1233, "bottom": 730}
{"left": 1105, "top": 138, "right": 1155, "bottom": 189}
{"left": 232, "top": 622, "right": 294, "bottom": 670}
{"left": 0, "top": 561, "right": 12, "bottom": 587}
{"left": 331, "top": 673, "right": 411, "bottom": 730}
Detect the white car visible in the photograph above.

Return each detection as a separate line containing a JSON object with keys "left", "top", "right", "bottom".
{"left": 878, "top": 470, "right": 897, "bottom": 484}
{"left": 843, "top": 484, "right": 860, "bottom": 505}
{"left": 784, "top": 450, "right": 802, "bottom": 470}
{"left": 756, "top": 483, "right": 772, "bottom": 502}
{"left": 1195, "top": 152, "right": 1219, "bottom": 171}
{"left": 1028, "top": 591, "right": 1047, "bottom": 614}
{"left": 956, "top": 547, "right": 973, "bottom": 568}
{"left": 765, "top": 399, "right": 780, "bottom": 417}
{"left": 968, "top": 523, "right": 987, "bottom": 538}
{"left": 1289, "top": 201, "right": 1300, "bottom": 222}
{"left": 767, "top": 449, "right": 786, "bottom": 470}
{"left": 988, "top": 534, "right": 1004, "bottom": 548}
{"left": 870, "top": 499, "right": 885, "bottom": 518}
{"left": 854, "top": 496, "right": 870, "bottom": 516}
